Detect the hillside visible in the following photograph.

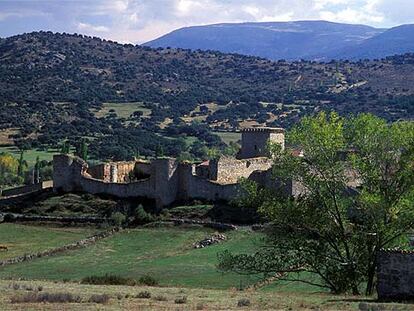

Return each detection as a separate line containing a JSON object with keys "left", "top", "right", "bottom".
{"left": 145, "top": 20, "right": 414, "bottom": 61}
{"left": 330, "top": 24, "right": 414, "bottom": 60}
{"left": 0, "top": 31, "right": 413, "bottom": 160}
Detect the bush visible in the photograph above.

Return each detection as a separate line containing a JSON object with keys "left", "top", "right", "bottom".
{"left": 138, "top": 275, "right": 158, "bottom": 286}
{"left": 111, "top": 212, "right": 126, "bottom": 226}
{"left": 237, "top": 298, "right": 251, "bottom": 307}
{"left": 154, "top": 295, "right": 168, "bottom": 301}
{"left": 10, "top": 292, "right": 81, "bottom": 303}
{"left": 136, "top": 291, "right": 151, "bottom": 299}
{"left": 81, "top": 274, "right": 137, "bottom": 286}
{"left": 88, "top": 294, "right": 110, "bottom": 304}
{"left": 133, "top": 206, "right": 155, "bottom": 225}
{"left": 196, "top": 302, "right": 205, "bottom": 310}
{"left": 174, "top": 296, "right": 187, "bottom": 304}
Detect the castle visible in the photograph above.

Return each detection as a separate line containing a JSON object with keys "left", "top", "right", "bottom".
{"left": 53, "top": 127, "right": 298, "bottom": 208}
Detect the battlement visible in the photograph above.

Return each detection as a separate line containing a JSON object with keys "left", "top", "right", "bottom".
{"left": 241, "top": 127, "right": 285, "bottom": 133}
{"left": 239, "top": 127, "right": 285, "bottom": 159}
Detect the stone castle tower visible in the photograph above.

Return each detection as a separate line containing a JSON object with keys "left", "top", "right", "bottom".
{"left": 238, "top": 127, "right": 285, "bottom": 159}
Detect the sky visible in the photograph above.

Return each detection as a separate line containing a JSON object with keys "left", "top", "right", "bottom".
{"left": 0, "top": 0, "right": 413, "bottom": 44}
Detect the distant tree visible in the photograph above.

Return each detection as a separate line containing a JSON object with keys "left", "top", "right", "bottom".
{"left": 60, "top": 140, "right": 70, "bottom": 154}
{"left": 75, "top": 138, "right": 88, "bottom": 160}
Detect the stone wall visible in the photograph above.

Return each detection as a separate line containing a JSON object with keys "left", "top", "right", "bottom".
{"left": 239, "top": 127, "right": 285, "bottom": 159}
{"left": 53, "top": 154, "right": 293, "bottom": 208}
{"left": 87, "top": 161, "right": 138, "bottom": 183}
{"left": 377, "top": 249, "right": 414, "bottom": 300}
{"left": 1, "top": 181, "right": 53, "bottom": 197}
{"left": 209, "top": 156, "right": 273, "bottom": 184}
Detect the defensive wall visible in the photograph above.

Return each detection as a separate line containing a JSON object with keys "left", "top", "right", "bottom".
{"left": 53, "top": 127, "right": 289, "bottom": 208}
{"left": 52, "top": 153, "right": 288, "bottom": 208}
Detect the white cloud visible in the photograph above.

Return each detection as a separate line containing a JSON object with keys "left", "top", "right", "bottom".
{"left": 77, "top": 22, "right": 110, "bottom": 33}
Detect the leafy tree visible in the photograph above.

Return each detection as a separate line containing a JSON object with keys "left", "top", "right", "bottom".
{"left": 60, "top": 140, "right": 70, "bottom": 154}
{"left": 0, "top": 152, "right": 20, "bottom": 187}
{"left": 17, "top": 150, "right": 27, "bottom": 177}
{"left": 75, "top": 138, "right": 88, "bottom": 160}
{"left": 218, "top": 113, "right": 414, "bottom": 295}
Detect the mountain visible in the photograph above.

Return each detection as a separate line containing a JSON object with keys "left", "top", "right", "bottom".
{"left": 0, "top": 32, "right": 413, "bottom": 158}
{"left": 330, "top": 24, "right": 414, "bottom": 60}
{"left": 144, "top": 20, "right": 414, "bottom": 61}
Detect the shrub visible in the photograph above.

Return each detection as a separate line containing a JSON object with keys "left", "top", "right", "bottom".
{"left": 136, "top": 291, "right": 151, "bottom": 299}
{"left": 81, "top": 274, "right": 137, "bottom": 286}
{"left": 237, "top": 298, "right": 251, "bottom": 307}
{"left": 133, "top": 206, "right": 155, "bottom": 225}
{"left": 111, "top": 212, "right": 126, "bottom": 226}
{"left": 154, "top": 295, "right": 168, "bottom": 301}
{"left": 88, "top": 294, "right": 110, "bottom": 304}
{"left": 174, "top": 296, "right": 187, "bottom": 304}
{"left": 10, "top": 292, "right": 81, "bottom": 303}
{"left": 138, "top": 275, "right": 158, "bottom": 286}
{"left": 37, "top": 286, "right": 43, "bottom": 292}
{"left": 196, "top": 302, "right": 205, "bottom": 310}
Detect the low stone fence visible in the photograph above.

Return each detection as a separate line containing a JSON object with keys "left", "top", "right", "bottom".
{"left": 1, "top": 213, "right": 108, "bottom": 225}
{"left": 0, "top": 227, "right": 121, "bottom": 267}
{"left": 170, "top": 218, "right": 238, "bottom": 231}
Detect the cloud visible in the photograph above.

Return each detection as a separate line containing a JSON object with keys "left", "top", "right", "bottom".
{"left": 77, "top": 22, "right": 110, "bottom": 33}
{"left": 0, "top": 0, "right": 413, "bottom": 43}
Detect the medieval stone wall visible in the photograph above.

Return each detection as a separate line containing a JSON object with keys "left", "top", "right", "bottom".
{"left": 210, "top": 156, "right": 273, "bottom": 184}
{"left": 238, "top": 128, "right": 285, "bottom": 159}
{"left": 377, "top": 250, "right": 414, "bottom": 300}
{"left": 52, "top": 153, "right": 294, "bottom": 208}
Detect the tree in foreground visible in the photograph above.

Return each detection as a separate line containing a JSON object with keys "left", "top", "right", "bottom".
{"left": 218, "top": 112, "right": 414, "bottom": 295}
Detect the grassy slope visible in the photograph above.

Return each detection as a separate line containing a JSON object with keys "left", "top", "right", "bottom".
{"left": 0, "top": 224, "right": 97, "bottom": 260}
{"left": 0, "top": 146, "right": 59, "bottom": 166}
{"left": 0, "top": 279, "right": 390, "bottom": 311}
{"left": 213, "top": 132, "right": 241, "bottom": 145}
{"left": 93, "top": 102, "right": 152, "bottom": 119}
{"left": 0, "top": 227, "right": 262, "bottom": 289}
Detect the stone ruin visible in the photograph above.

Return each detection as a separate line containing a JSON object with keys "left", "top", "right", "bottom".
{"left": 193, "top": 233, "right": 227, "bottom": 249}
{"left": 377, "top": 249, "right": 414, "bottom": 301}
{"left": 53, "top": 127, "right": 299, "bottom": 208}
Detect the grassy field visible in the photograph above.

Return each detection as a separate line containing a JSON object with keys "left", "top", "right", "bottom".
{"left": 213, "top": 132, "right": 241, "bottom": 145}
{"left": 0, "top": 279, "right": 398, "bottom": 311}
{"left": 0, "top": 146, "right": 59, "bottom": 166}
{"left": 0, "top": 224, "right": 97, "bottom": 260}
{"left": 0, "top": 224, "right": 411, "bottom": 310}
{"left": 0, "top": 227, "right": 262, "bottom": 289}
{"left": 93, "top": 102, "right": 152, "bottom": 119}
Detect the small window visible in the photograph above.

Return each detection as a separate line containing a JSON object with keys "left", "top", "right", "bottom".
{"left": 254, "top": 145, "right": 257, "bottom": 150}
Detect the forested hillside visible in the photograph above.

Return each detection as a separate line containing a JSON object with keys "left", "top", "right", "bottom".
{"left": 0, "top": 31, "right": 413, "bottom": 160}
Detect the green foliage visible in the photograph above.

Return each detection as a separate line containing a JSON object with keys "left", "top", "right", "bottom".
{"left": 111, "top": 212, "right": 127, "bottom": 227}
{"left": 60, "top": 140, "right": 70, "bottom": 154}
{"left": 81, "top": 274, "right": 137, "bottom": 286}
{"left": 219, "top": 113, "right": 414, "bottom": 295}
{"left": 132, "top": 206, "right": 155, "bottom": 225}
{"left": 75, "top": 138, "right": 88, "bottom": 160}
{"left": 138, "top": 275, "right": 159, "bottom": 286}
